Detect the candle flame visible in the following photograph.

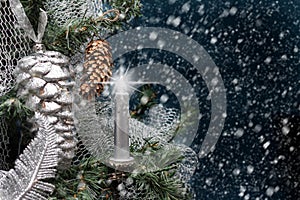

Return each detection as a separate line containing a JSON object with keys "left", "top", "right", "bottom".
{"left": 95, "top": 67, "right": 158, "bottom": 95}
{"left": 112, "top": 67, "right": 136, "bottom": 93}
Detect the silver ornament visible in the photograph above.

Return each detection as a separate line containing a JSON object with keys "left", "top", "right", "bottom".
{"left": 16, "top": 72, "right": 31, "bottom": 84}
{"left": 26, "top": 77, "right": 46, "bottom": 90}
{"left": 18, "top": 56, "right": 38, "bottom": 70}
{"left": 15, "top": 49, "right": 77, "bottom": 169}
{"left": 41, "top": 101, "right": 62, "bottom": 113}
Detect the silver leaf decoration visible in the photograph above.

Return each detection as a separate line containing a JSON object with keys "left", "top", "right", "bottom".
{"left": 8, "top": 0, "right": 47, "bottom": 43}
{"left": 0, "top": 112, "right": 58, "bottom": 200}
{"left": 37, "top": 9, "right": 48, "bottom": 43}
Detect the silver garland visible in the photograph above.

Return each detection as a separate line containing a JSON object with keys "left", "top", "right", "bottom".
{"left": 0, "top": 118, "right": 9, "bottom": 171}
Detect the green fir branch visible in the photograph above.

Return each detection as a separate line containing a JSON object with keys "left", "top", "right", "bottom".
{"left": 44, "top": 0, "right": 142, "bottom": 56}
{"left": 18, "top": 0, "right": 142, "bottom": 56}
{"left": 50, "top": 145, "right": 190, "bottom": 199}
{"left": 49, "top": 157, "right": 115, "bottom": 199}
{"left": 0, "top": 89, "right": 33, "bottom": 120}
{"left": 131, "top": 170, "right": 190, "bottom": 200}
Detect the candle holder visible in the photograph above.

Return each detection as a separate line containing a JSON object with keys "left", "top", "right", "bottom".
{"left": 98, "top": 69, "right": 137, "bottom": 170}
{"left": 107, "top": 68, "right": 158, "bottom": 170}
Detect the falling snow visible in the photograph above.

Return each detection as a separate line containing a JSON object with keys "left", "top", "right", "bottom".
{"left": 112, "top": 0, "right": 299, "bottom": 199}
{"left": 210, "top": 37, "right": 218, "bottom": 44}
{"left": 229, "top": 7, "right": 238, "bottom": 16}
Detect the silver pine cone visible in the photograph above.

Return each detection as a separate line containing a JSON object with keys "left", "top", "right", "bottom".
{"left": 14, "top": 47, "right": 77, "bottom": 169}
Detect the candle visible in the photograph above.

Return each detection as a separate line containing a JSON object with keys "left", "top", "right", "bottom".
{"left": 109, "top": 74, "right": 134, "bottom": 165}
{"left": 112, "top": 92, "right": 133, "bottom": 160}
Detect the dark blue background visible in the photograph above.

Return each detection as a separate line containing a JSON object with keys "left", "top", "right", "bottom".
{"left": 128, "top": 0, "right": 300, "bottom": 199}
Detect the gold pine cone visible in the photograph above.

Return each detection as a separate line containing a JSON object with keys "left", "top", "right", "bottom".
{"left": 80, "top": 39, "right": 113, "bottom": 100}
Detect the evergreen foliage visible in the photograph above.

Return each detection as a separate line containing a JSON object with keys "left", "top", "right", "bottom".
{"left": 0, "top": 89, "right": 33, "bottom": 120}
{"left": 0, "top": 1, "right": 194, "bottom": 199}
{"left": 49, "top": 154, "right": 191, "bottom": 200}
{"left": 19, "top": 0, "right": 142, "bottom": 56}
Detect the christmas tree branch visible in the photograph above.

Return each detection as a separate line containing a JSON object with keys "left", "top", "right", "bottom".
{"left": 49, "top": 139, "right": 192, "bottom": 199}
{"left": 43, "top": 0, "right": 141, "bottom": 56}
{"left": 0, "top": 89, "right": 33, "bottom": 120}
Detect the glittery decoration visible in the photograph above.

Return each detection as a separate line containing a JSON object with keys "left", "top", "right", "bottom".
{"left": 15, "top": 49, "right": 77, "bottom": 169}
{"left": 0, "top": 112, "right": 58, "bottom": 200}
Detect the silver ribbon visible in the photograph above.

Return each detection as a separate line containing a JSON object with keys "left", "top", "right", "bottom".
{"left": 9, "top": 0, "right": 47, "bottom": 43}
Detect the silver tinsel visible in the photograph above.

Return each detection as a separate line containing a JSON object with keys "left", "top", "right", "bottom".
{"left": 15, "top": 47, "right": 77, "bottom": 169}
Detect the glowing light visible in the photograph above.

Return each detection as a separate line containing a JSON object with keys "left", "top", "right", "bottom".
{"left": 112, "top": 67, "right": 136, "bottom": 93}
{"left": 96, "top": 67, "right": 157, "bottom": 166}
{"left": 97, "top": 67, "right": 157, "bottom": 94}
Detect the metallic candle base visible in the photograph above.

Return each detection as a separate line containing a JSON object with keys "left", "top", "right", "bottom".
{"left": 109, "top": 157, "right": 135, "bottom": 171}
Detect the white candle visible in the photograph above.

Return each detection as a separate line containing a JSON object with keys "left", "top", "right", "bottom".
{"left": 110, "top": 74, "right": 134, "bottom": 164}
{"left": 112, "top": 92, "right": 131, "bottom": 160}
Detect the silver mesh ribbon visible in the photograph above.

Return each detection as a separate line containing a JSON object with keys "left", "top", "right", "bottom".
{"left": 0, "top": 0, "right": 31, "bottom": 97}
{"left": 0, "top": 118, "right": 9, "bottom": 170}
{"left": 44, "top": 0, "right": 111, "bottom": 27}
{"left": 9, "top": 0, "right": 47, "bottom": 43}
{"left": 44, "top": 0, "right": 88, "bottom": 27}
{"left": 143, "top": 105, "right": 180, "bottom": 141}
{"left": 0, "top": 0, "right": 31, "bottom": 172}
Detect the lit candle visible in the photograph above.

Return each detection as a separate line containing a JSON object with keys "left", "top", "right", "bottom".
{"left": 109, "top": 74, "right": 134, "bottom": 165}
{"left": 107, "top": 69, "right": 156, "bottom": 169}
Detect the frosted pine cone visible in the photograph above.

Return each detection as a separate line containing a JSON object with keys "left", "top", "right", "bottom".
{"left": 14, "top": 46, "right": 77, "bottom": 169}
{"left": 80, "top": 39, "right": 113, "bottom": 100}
